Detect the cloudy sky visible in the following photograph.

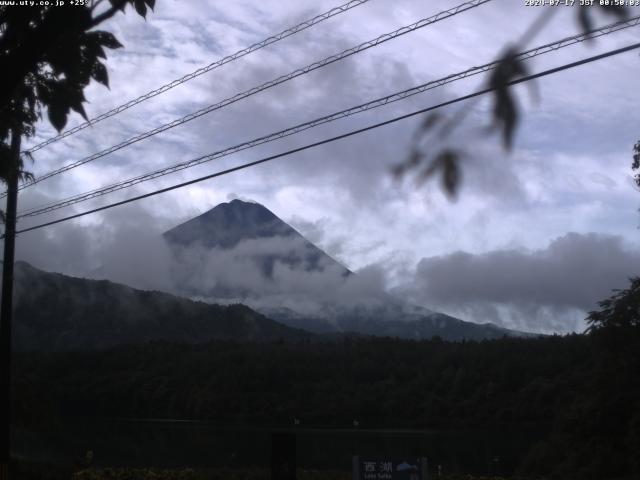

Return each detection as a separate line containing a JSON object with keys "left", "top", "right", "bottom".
{"left": 12, "top": 0, "right": 640, "bottom": 333}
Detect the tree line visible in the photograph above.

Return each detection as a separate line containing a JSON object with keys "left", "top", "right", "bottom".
{"left": 10, "top": 322, "right": 640, "bottom": 479}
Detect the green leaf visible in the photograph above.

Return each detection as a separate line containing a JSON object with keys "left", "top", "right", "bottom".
{"left": 440, "top": 151, "right": 460, "bottom": 199}
{"left": 633, "top": 141, "right": 640, "bottom": 189}
{"left": 134, "top": 0, "right": 147, "bottom": 18}
{"left": 412, "top": 149, "right": 461, "bottom": 199}
{"left": 597, "top": 4, "right": 628, "bottom": 19}
{"left": 578, "top": 8, "right": 593, "bottom": 40}
{"left": 22, "top": 151, "right": 34, "bottom": 164}
{"left": 63, "top": 85, "right": 88, "bottom": 120}
{"left": 488, "top": 48, "right": 529, "bottom": 150}
{"left": 494, "top": 89, "right": 517, "bottom": 150}
{"left": 18, "top": 169, "right": 34, "bottom": 184}
{"left": 587, "top": 277, "right": 640, "bottom": 331}
{"left": 108, "top": 0, "right": 128, "bottom": 12}
{"left": 35, "top": 82, "right": 52, "bottom": 104}
{"left": 578, "top": 6, "right": 627, "bottom": 40}
{"left": 94, "top": 31, "right": 123, "bottom": 49}
{"left": 91, "top": 62, "right": 109, "bottom": 88}
{"left": 48, "top": 102, "right": 69, "bottom": 132}
{"left": 70, "top": 100, "right": 88, "bottom": 121}
{"left": 85, "top": 32, "right": 108, "bottom": 59}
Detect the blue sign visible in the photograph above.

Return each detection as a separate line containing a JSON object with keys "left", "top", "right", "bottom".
{"left": 353, "top": 456, "right": 427, "bottom": 480}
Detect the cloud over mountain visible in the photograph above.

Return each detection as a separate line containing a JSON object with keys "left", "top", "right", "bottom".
{"left": 398, "top": 232, "right": 640, "bottom": 333}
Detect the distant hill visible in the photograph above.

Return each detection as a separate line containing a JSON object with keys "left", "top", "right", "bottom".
{"left": 162, "top": 199, "right": 533, "bottom": 341}
{"left": 263, "top": 305, "right": 528, "bottom": 341}
{"left": 12, "top": 261, "right": 315, "bottom": 351}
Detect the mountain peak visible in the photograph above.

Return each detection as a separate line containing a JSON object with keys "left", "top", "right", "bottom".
{"left": 162, "top": 200, "right": 351, "bottom": 297}
{"left": 228, "top": 198, "right": 257, "bottom": 206}
{"left": 163, "top": 199, "right": 295, "bottom": 249}
{"left": 201, "top": 198, "right": 277, "bottom": 223}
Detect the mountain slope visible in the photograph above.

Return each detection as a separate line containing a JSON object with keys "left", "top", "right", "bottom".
{"left": 263, "top": 305, "right": 525, "bottom": 341}
{"left": 162, "top": 200, "right": 532, "bottom": 341}
{"left": 13, "top": 261, "right": 315, "bottom": 351}
{"left": 164, "top": 199, "right": 350, "bottom": 278}
{"left": 164, "top": 199, "right": 294, "bottom": 249}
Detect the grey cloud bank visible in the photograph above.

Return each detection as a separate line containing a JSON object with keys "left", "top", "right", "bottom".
{"left": 397, "top": 232, "right": 640, "bottom": 333}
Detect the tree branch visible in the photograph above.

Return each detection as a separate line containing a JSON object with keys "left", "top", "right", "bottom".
{"left": 89, "top": 0, "right": 129, "bottom": 28}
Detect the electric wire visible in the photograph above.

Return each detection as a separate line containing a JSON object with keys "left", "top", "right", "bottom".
{"left": 10, "top": 0, "right": 492, "bottom": 196}
{"left": 24, "top": 0, "right": 375, "bottom": 155}
{"left": 12, "top": 41, "right": 640, "bottom": 237}
{"left": 18, "top": 15, "right": 640, "bottom": 219}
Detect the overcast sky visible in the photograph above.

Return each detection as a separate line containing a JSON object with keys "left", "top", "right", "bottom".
{"left": 12, "top": 0, "right": 640, "bottom": 333}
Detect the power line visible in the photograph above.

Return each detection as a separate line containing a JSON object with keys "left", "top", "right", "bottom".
{"left": 23, "top": 0, "right": 374, "bottom": 155}
{"left": 12, "top": 41, "right": 640, "bottom": 237}
{"left": 11, "top": 0, "right": 491, "bottom": 196}
{"left": 18, "top": 15, "right": 640, "bottom": 219}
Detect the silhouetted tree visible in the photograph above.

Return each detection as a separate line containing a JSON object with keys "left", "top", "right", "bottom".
{"left": 586, "top": 277, "right": 640, "bottom": 331}
{"left": 0, "top": 0, "right": 156, "bottom": 189}
{"left": 633, "top": 139, "right": 640, "bottom": 189}
{"left": 0, "top": 2, "right": 156, "bottom": 476}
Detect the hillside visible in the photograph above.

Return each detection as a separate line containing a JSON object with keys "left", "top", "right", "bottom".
{"left": 12, "top": 261, "right": 314, "bottom": 351}
{"left": 263, "top": 305, "right": 527, "bottom": 341}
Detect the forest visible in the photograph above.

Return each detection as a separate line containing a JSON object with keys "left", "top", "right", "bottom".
{"left": 11, "top": 321, "right": 640, "bottom": 479}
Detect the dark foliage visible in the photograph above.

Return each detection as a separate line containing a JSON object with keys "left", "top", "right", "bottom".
{"left": 12, "top": 335, "right": 585, "bottom": 428}
{"left": 519, "top": 278, "right": 640, "bottom": 479}
{"left": 586, "top": 277, "right": 640, "bottom": 331}
{"left": 486, "top": 47, "right": 530, "bottom": 151}
{"left": 13, "top": 330, "right": 640, "bottom": 479}
{"left": 397, "top": 5, "right": 631, "bottom": 199}
{"left": 633, "top": 140, "right": 639, "bottom": 189}
{"left": 0, "top": 0, "right": 155, "bottom": 185}
{"left": 577, "top": 4, "right": 629, "bottom": 40}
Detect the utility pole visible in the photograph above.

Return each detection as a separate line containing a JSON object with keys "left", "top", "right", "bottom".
{"left": 0, "top": 129, "right": 20, "bottom": 480}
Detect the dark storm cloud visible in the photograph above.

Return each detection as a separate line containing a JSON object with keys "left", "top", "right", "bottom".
{"left": 399, "top": 232, "right": 640, "bottom": 333}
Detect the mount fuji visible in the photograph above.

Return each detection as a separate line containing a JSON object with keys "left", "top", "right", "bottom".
{"left": 163, "top": 199, "right": 529, "bottom": 341}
